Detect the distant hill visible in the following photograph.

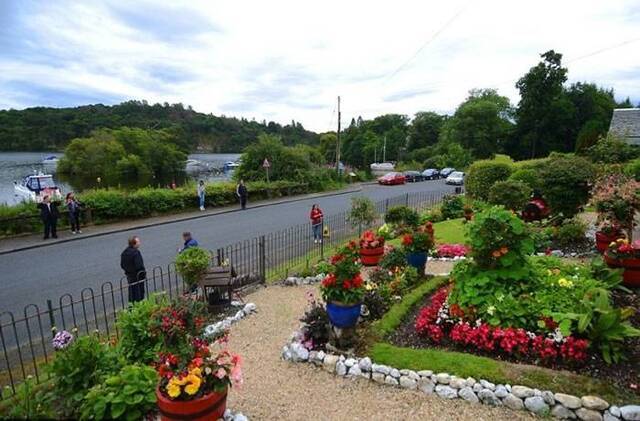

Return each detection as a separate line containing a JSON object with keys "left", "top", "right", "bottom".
{"left": 0, "top": 100, "right": 319, "bottom": 152}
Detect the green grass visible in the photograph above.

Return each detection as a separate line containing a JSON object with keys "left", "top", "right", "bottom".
{"left": 433, "top": 218, "right": 466, "bottom": 244}
{"left": 370, "top": 343, "right": 632, "bottom": 403}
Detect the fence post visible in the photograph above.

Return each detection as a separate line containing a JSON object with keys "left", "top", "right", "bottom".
{"left": 259, "top": 235, "right": 266, "bottom": 283}
{"left": 405, "top": 192, "right": 409, "bottom": 207}
{"left": 385, "top": 198, "right": 389, "bottom": 213}
{"left": 320, "top": 222, "right": 324, "bottom": 261}
{"left": 46, "top": 299, "right": 55, "bottom": 337}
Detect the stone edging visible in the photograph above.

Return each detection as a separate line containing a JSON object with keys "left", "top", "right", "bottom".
{"left": 203, "top": 302, "right": 258, "bottom": 338}
{"left": 281, "top": 333, "right": 639, "bottom": 420}
{"left": 222, "top": 408, "right": 249, "bottom": 421}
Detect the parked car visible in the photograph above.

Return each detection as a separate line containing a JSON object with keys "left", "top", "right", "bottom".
{"left": 404, "top": 171, "right": 424, "bottom": 182}
{"left": 445, "top": 171, "right": 465, "bottom": 185}
{"left": 378, "top": 172, "right": 406, "bottom": 185}
{"left": 440, "top": 167, "right": 455, "bottom": 178}
{"left": 421, "top": 168, "right": 439, "bottom": 180}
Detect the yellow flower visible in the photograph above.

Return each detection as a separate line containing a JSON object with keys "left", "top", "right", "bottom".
{"left": 184, "top": 375, "right": 202, "bottom": 395}
{"left": 172, "top": 376, "right": 188, "bottom": 386}
{"left": 190, "top": 367, "right": 202, "bottom": 377}
{"left": 167, "top": 383, "right": 181, "bottom": 398}
{"left": 557, "top": 278, "right": 574, "bottom": 288}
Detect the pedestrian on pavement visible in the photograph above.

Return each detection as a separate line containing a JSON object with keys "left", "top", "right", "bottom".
{"left": 197, "top": 180, "right": 206, "bottom": 211}
{"left": 178, "top": 231, "right": 199, "bottom": 253}
{"left": 65, "top": 192, "right": 83, "bottom": 234}
{"left": 236, "top": 179, "right": 248, "bottom": 210}
{"left": 310, "top": 204, "right": 324, "bottom": 243}
{"left": 37, "top": 195, "right": 59, "bottom": 240}
{"left": 120, "top": 236, "right": 146, "bottom": 303}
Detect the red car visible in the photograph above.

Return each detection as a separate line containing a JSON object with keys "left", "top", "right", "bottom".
{"left": 378, "top": 172, "right": 406, "bottom": 185}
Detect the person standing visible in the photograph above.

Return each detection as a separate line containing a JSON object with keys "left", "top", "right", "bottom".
{"left": 197, "top": 180, "right": 206, "bottom": 211}
{"left": 236, "top": 179, "right": 248, "bottom": 210}
{"left": 37, "top": 195, "right": 59, "bottom": 240}
{"left": 65, "top": 192, "right": 82, "bottom": 234}
{"left": 120, "top": 236, "right": 146, "bottom": 303}
{"left": 178, "top": 231, "right": 199, "bottom": 253}
{"left": 310, "top": 204, "right": 324, "bottom": 243}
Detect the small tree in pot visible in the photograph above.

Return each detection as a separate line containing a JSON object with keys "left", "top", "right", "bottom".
{"left": 592, "top": 174, "right": 640, "bottom": 242}
{"left": 175, "top": 247, "right": 211, "bottom": 290}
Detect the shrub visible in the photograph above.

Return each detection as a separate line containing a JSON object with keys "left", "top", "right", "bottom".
{"left": 591, "top": 174, "right": 640, "bottom": 240}
{"left": 539, "top": 155, "right": 596, "bottom": 219}
{"left": 465, "top": 161, "right": 512, "bottom": 201}
{"left": 624, "top": 158, "right": 640, "bottom": 181}
{"left": 347, "top": 196, "right": 377, "bottom": 230}
{"left": 587, "top": 133, "right": 640, "bottom": 164}
{"left": 384, "top": 206, "right": 420, "bottom": 229}
{"left": 508, "top": 168, "right": 542, "bottom": 191}
{"left": 299, "top": 293, "right": 330, "bottom": 350}
{"left": 80, "top": 364, "right": 158, "bottom": 421}
{"left": 421, "top": 207, "right": 443, "bottom": 223}
{"left": 175, "top": 247, "right": 211, "bottom": 288}
{"left": 116, "top": 297, "right": 165, "bottom": 364}
{"left": 439, "top": 195, "right": 465, "bottom": 220}
{"left": 0, "top": 376, "right": 56, "bottom": 419}
{"left": 380, "top": 247, "right": 407, "bottom": 271}
{"left": 555, "top": 218, "right": 587, "bottom": 247}
{"left": 488, "top": 180, "right": 532, "bottom": 211}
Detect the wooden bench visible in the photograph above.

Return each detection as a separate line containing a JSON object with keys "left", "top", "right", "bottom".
{"left": 199, "top": 266, "right": 234, "bottom": 313}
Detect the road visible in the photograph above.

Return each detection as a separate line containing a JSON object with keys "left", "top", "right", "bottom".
{"left": 0, "top": 180, "right": 455, "bottom": 315}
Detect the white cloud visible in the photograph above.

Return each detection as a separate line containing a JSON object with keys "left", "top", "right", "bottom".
{"left": 0, "top": 0, "right": 639, "bottom": 131}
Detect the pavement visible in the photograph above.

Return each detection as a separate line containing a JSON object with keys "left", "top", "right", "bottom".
{"left": 0, "top": 180, "right": 455, "bottom": 315}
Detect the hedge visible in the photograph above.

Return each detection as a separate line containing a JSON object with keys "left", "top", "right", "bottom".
{"left": 464, "top": 160, "right": 512, "bottom": 201}
{"left": 0, "top": 180, "right": 310, "bottom": 236}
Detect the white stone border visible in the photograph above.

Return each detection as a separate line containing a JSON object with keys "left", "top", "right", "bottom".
{"left": 202, "top": 302, "right": 258, "bottom": 338}
{"left": 282, "top": 333, "right": 639, "bottom": 420}
{"left": 222, "top": 408, "right": 250, "bottom": 421}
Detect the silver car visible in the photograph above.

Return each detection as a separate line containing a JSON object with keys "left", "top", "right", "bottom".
{"left": 445, "top": 171, "right": 465, "bottom": 185}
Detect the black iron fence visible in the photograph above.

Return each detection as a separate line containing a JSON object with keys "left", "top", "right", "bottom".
{"left": 0, "top": 189, "right": 452, "bottom": 399}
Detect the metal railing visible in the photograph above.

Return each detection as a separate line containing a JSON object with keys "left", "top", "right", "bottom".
{"left": 0, "top": 188, "right": 452, "bottom": 399}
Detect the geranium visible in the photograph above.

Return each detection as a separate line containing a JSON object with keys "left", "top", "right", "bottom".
{"left": 320, "top": 243, "right": 365, "bottom": 304}
{"left": 402, "top": 231, "right": 433, "bottom": 254}
{"left": 359, "top": 230, "right": 385, "bottom": 249}
{"left": 436, "top": 244, "right": 468, "bottom": 258}
{"left": 607, "top": 238, "right": 640, "bottom": 259}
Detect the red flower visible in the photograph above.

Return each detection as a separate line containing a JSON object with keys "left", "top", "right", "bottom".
{"left": 352, "top": 273, "right": 363, "bottom": 288}
{"left": 343, "top": 280, "right": 352, "bottom": 289}
{"left": 402, "top": 234, "right": 413, "bottom": 246}
{"left": 330, "top": 254, "right": 345, "bottom": 264}
{"left": 322, "top": 274, "right": 336, "bottom": 287}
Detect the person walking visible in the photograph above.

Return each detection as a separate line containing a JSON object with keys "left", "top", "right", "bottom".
{"left": 120, "top": 236, "right": 146, "bottom": 303}
{"left": 37, "top": 195, "right": 59, "bottom": 240}
{"left": 178, "top": 231, "right": 199, "bottom": 253}
{"left": 310, "top": 204, "right": 324, "bottom": 243}
{"left": 197, "top": 180, "right": 206, "bottom": 211}
{"left": 236, "top": 179, "right": 248, "bottom": 210}
{"left": 65, "top": 192, "right": 82, "bottom": 234}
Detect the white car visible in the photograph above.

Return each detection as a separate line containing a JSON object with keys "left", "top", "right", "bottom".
{"left": 445, "top": 171, "right": 465, "bottom": 185}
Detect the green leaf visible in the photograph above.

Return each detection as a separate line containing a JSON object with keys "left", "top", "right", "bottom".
{"left": 111, "top": 402, "right": 126, "bottom": 419}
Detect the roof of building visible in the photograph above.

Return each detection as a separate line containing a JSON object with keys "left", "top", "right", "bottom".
{"left": 609, "top": 108, "right": 640, "bottom": 144}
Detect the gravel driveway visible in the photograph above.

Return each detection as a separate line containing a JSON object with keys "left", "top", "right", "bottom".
{"left": 227, "top": 285, "right": 534, "bottom": 420}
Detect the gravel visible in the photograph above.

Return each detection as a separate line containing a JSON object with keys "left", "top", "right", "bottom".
{"left": 225, "top": 285, "right": 535, "bottom": 420}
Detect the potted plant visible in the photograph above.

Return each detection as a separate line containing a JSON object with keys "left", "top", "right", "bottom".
{"left": 153, "top": 298, "right": 242, "bottom": 421}
{"left": 320, "top": 242, "right": 365, "bottom": 328}
{"left": 175, "top": 247, "right": 211, "bottom": 291}
{"left": 595, "top": 222, "right": 625, "bottom": 254}
{"left": 402, "top": 229, "right": 434, "bottom": 273}
{"left": 604, "top": 239, "right": 640, "bottom": 287}
{"left": 359, "top": 230, "right": 385, "bottom": 266}
{"left": 592, "top": 174, "right": 640, "bottom": 243}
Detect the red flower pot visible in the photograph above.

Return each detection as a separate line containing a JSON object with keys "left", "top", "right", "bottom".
{"left": 360, "top": 246, "right": 384, "bottom": 266}
{"left": 604, "top": 252, "right": 640, "bottom": 288}
{"left": 595, "top": 231, "right": 624, "bottom": 254}
{"left": 156, "top": 387, "right": 227, "bottom": 421}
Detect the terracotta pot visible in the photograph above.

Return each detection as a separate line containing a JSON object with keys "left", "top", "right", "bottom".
{"left": 359, "top": 246, "right": 384, "bottom": 266}
{"left": 603, "top": 252, "right": 640, "bottom": 288}
{"left": 595, "top": 231, "right": 623, "bottom": 254}
{"left": 156, "top": 387, "right": 227, "bottom": 421}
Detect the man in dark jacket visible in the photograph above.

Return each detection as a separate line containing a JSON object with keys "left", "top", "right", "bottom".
{"left": 236, "top": 179, "right": 248, "bottom": 210}
{"left": 37, "top": 195, "right": 59, "bottom": 239}
{"left": 178, "top": 231, "right": 199, "bottom": 253}
{"left": 120, "top": 236, "right": 146, "bottom": 303}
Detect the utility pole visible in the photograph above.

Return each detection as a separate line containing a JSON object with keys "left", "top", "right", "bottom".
{"left": 335, "top": 96, "right": 341, "bottom": 173}
{"left": 383, "top": 135, "right": 387, "bottom": 162}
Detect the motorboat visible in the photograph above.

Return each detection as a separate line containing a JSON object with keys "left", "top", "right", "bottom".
{"left": 370, "top": 162, "right": 395, "bottom": 177}
{"left": 185, "top": 159, "right": 206, "bottom": 173}
{"left": 223, "top": 161, "right": 240, "bottom": 171}
{"left": 42, "top": 155, "right": 60, "bottom": 166}
{"left": 14, "top": 173, "right": 63, "bottom": 203}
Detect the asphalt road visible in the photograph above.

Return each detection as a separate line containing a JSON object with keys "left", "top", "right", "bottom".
{"left": 0, "top": 180, "right": 455, "bottom": 315}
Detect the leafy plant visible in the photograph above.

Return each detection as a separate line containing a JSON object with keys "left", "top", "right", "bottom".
{"left": 384, "top": 206, "right": 420, "bottom": 230}
{"left": 175, "top": 247, "right": 211, "bottom": 288}
{"left": 555, "top": 218, "right": 587, "bottom": 247}
{"left": 299, "top": 293, "right": 331, "bottom": 350}
{"left": 488, "top": 180, "right": 532, "bottom": 211}
{"left": 401, "top": 231, "right": 433, "bottom": 254}
{"left": 80, "top": 364, "right": 158, "bottom": 420}
{"left": 347, "top": 196, "right": 377, "bottom": 231}
{"left": 320, "top": 242, "right": 364, "bottom": 304}
{"left": 465, "top": 160, "right": 512, "bottom": 201}
{"left": 592, "top": 174, "right": 640, "bottom": 240}
{"left": 539, "top": 155, "right": 595, "bottom": 219}
{"left": 116, "top": 296, "right": 165, "bottom": 364}
{"left": 0, "top": 376, "right": 56, "bottom": 419}
{"left": 508, "top": 168, "right": 542, "bottom": 191}
{"left": 439, "top": 195, "right": 465, "bottom": 220}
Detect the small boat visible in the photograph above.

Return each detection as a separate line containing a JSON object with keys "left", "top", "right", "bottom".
{"left": 185, "top": 159, "right": 205, "bottom": 173}
{"left": 223, "top": 161, "right": 240, "bottom": 171}
{"left": 14, "top": 173, "right": 63, "bottom": 203}
{"left": 42, "top": 155, "right": 59, "bottom": 166}
{"left": 370, "top": 162, "right": 395, "bottom": 177}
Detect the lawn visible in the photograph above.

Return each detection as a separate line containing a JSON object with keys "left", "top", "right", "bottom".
{"left": 433, "top": 218, "right": 466, "bottom": 244}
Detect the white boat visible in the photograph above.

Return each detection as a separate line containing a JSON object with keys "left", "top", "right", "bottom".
{"left": 223, "top": 161, "right": 240, "bottom": 171}
{"left": 42, "top": 155, "right": 59, "bottom": 166}
{"left": 185, "top": 159, "right": 205, "bottom": 173}
{"left": 14, "top": 173, "right": 63, "bottom": 203}
{"left": 370, "top": 162, "right": 395, "bottom": 177}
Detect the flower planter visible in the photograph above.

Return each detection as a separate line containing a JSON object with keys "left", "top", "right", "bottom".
{"left": 595, "top": 231, "right": 623, "bottom": 254}
{"left": 156, "top": 387, "right": 227, "bottom": 421}
{"left": 406, "top": 251, "right": 428, "bottom": 273}
{"left": 603, "top": 253, "right": 640, "bottom": 288}
{"left": 359, "top": 246, "right": 384, "bottom": 266}
{"left": 326, "top": 301, "right": 362, "bottom": 328}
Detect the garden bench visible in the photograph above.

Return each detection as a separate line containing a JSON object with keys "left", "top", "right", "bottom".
{"left": 199, "top": 265, "right": 235, "bottom": 313}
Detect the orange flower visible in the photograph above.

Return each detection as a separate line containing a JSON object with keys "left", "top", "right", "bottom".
{"left": 500, "top": 246, "right": 508, "bottom": 255}
{"left": 492, "top": 250, "right": 501, "bottom": 258}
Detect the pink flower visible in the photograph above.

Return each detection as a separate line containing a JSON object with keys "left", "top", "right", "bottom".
{"left": 230, "top": 355, "right": 243, "bottom": 388}
{"left": 214, "top": 367, "right": 227, "bottom": 379}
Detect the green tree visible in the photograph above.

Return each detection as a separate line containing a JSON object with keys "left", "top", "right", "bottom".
{"left": 407, "top": 111, "right": 445, "bottom": 150}
{"left": 319, "top": 132, "right": 337, "bottom": 163}
{"left": 567, "top": 83, "right": 616, "bottom": 152}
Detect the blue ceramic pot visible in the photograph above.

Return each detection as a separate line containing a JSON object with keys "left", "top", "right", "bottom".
{"left": 406, "top": 252, "right": 427, "bottom": 272}
{"left": 326, "top": 301, "right": 362, "bottom": 328}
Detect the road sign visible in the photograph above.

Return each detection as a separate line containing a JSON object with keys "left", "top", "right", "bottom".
{"left": 263, "top": 158, "right": 270, "bottom": 168}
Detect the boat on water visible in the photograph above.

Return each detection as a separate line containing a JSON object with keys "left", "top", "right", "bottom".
{"left": 223, "top": 161, "right": 240, "bottom": 172}
{"left": 185, "top": 159, "right": 206, "bottom": 173}
{"left": 42, "top": 155, "right": 60, "bottom": 166}
{"left": 14, "top": 173, "right": 63, "bottom": 203}
{"left": 370, "top": 162, "right": 395, "bottom": 177}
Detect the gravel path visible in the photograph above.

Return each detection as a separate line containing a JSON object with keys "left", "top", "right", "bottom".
{"left": 226, "top": 285, "right": 533, "bottom": 420}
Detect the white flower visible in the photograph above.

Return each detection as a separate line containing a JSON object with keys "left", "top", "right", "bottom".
{"left": 205, "top": 367, "right": 212, "bottom": 375}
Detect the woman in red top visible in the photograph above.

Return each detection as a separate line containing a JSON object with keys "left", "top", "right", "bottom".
{"left": 310, "top": 204, "right": 324, "bottom": 243}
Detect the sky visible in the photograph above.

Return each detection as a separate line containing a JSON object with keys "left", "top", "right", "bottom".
{"left": 1, "top": 0, "right": 639, "bottom": 132}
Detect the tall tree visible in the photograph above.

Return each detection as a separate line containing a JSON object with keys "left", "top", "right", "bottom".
{"left": 407, "top": 111, "right": 446, "bottom": 150}
{"left": 514, "top": 50, "right": 575, "bottom": 158}
{"left": 567, "top": 82, "right": 616, "bottom": 152}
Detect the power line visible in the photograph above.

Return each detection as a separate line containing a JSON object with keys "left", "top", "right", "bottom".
{"left": 566, "top": 36, "right": 640, "bottom": 63}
